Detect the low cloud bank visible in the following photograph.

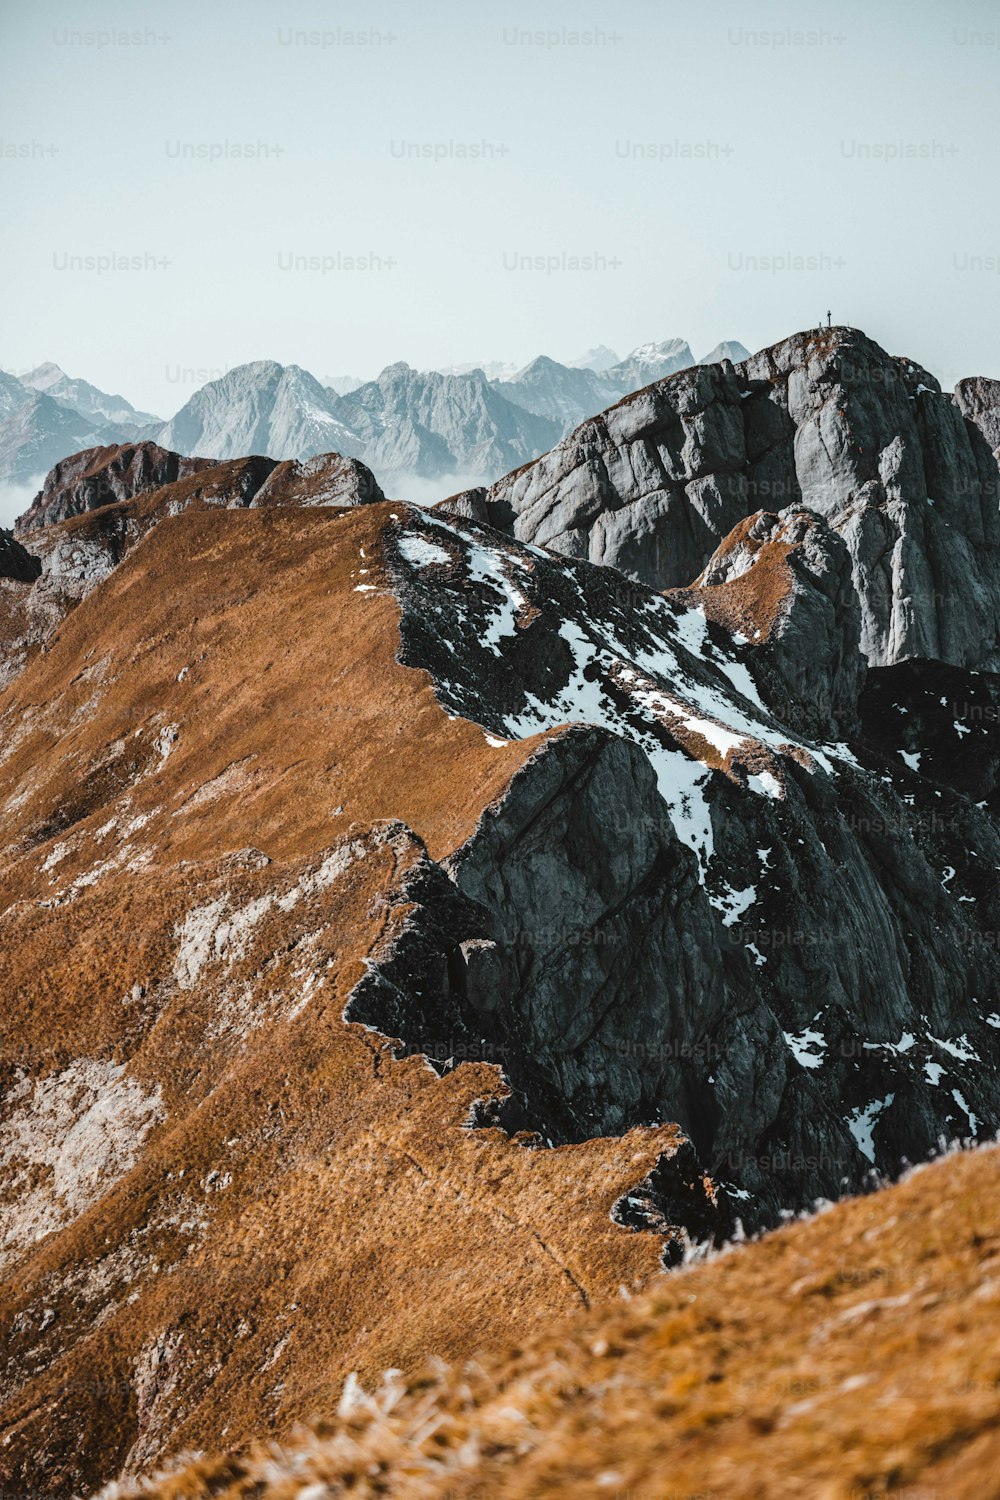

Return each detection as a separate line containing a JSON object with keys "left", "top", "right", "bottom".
{"left": 0, "top": 476, "right": 42, "bottom": 531}
{"left": 384, "top": 470, "right": 488, "bottom": 507}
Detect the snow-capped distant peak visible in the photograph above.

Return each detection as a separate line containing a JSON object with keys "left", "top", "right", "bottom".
{"left": 627, "top": 339, "right": 690, "bottom": 360}
{"left": 567, "top": 344, "right": 621, "bottom": 372}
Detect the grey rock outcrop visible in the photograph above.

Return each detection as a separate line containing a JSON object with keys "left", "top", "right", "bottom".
{"left": 251, "top": 452, "right": 385, "bottom": 508}
{"left": 460, "top": 328, "right": 1000, "bottom": 674}
{"left": 955, "top": 376, "right": 1000, "bottom": 456}
{"left": 683, "top": 507, "right": 867, "bottom": 740}
{"left": 458, "top": 359, "right": 748, "bottom": 587}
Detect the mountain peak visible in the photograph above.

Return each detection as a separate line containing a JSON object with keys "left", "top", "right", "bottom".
{"left": 698, "top": 339, "right": 751, "bottom": 365}
{"left": 567, "top": 344, "right": 620, "bottom": 371}
{"left": 20, "top": 360, "right": 66, "bottom": 387}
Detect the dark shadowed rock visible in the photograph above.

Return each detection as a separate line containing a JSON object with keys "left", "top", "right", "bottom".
{"left": 0, "top": 530, "right": 41, "bottom": 583}
{"left": 361, "top": 504, "right": 1000, "bottom": 1228}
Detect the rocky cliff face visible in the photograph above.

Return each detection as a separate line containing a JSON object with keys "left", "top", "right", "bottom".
{"left": 250, "top": 452, "right": 385, "bottom": 508}
{"left": 356, "top": 505, "right": 1000, "bottom": 1228}
{"left": 955, "top": 374, "right": 1000, "bottom": 456}
{"left": 683, "top": 506, "right": 867, "bottom": 740}
{"left": 453, "top": 328, "right": 1000, "bottom": 674}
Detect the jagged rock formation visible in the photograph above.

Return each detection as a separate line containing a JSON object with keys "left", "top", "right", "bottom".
{"left": 16, "top": 442, "right": 218, "bottom": 533}
{"left": 955, "top": 374, "right": 1000, "bottom": 456}
{"left": 681, "top": 507, "right": 867, "bottom": 740}
{"left": 3, "top": 329, "right": 1000, "bottom": 1495}
{"left": 251, "top": 452, "right": 384, "bottom": 508}
{"left": 147, "top": 360, "right": 363, "bottom": 464}
{"left": 495, "top": 356, "right": 624, "bottom": 436}
{"left": 358, "top": 506, "right": 1000, "bottom": 1228}
{"left": 334, "top": 362, "right": 561, "bottom": 486}
{"left": 454, "top": 327, "right": 1000, "bottom": 673}
{"left": 444, "top": 359, "right": 747, "bottom": 585}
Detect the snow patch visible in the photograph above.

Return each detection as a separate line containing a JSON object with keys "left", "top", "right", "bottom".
{"left": 397, "top": 533, "right": 452, "bottom": 568}
{"left": 846, "top": 1094, "right": 894, "bottom": 1163}
{"left": 783, "top": 1027, "right": 826, "bottom": 1070}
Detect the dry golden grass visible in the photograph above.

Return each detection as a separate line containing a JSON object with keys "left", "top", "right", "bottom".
{"left": 0, "top": 504, "right": 681, "bottom": 1496}
{"left": 109, "top": 1142, "right": 1000, "bottom": 1500}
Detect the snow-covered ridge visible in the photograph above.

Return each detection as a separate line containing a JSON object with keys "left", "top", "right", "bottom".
{"left": 377, "top": 505, "right": 854, "bottom": 879}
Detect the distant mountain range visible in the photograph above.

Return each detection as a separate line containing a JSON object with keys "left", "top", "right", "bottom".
{"left": 0, "top": 340, "right": 752, "bottom": 498}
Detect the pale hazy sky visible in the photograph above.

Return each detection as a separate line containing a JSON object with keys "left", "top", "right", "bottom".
{"left": 1, "top": 0, "right": 998, "bottom": 416}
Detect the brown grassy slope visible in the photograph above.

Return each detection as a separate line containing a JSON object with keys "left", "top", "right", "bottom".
{"left": 672, "top": 512, "right": 796, "bottom": 644}
{"left": 0, "top": 457, "right": 280, "bottom": 685}
{"left": 0, "top": 503, "right": 681, "bottom": 1496}
{"left": 112, "top": 1142, "right": 1000, "bottom": 1500}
